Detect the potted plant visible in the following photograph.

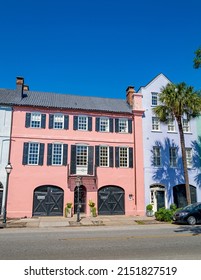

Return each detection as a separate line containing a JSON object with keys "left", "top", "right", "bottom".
{"left": 91, "top": 206, "right": 97, "bottom": 217}
{"left": 88, "top": 200, "right": 96, "bottom": 217}
{"left": 65, "top": 203, "right": 73, "bottom": 218}
{"left": 146, "top": 204, "right": 154, "bottom": 217}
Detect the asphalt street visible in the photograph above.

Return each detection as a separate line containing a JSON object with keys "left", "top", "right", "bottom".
{"left": 1, "top": 224, "right": 201, "bottom": 260}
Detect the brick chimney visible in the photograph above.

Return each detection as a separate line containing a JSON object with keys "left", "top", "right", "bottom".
{"left": 23, "top": 85, "right": 29, "bottom": 91}
{"left": 126, "top": 86, "right": 135, "bottom": 107}
{"left": 16, "top": 77, "right": 25, "bottom": 98}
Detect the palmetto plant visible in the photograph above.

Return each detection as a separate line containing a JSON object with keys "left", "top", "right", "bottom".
{"left": 153, "top": 82, "right": 201, "bottom": 205}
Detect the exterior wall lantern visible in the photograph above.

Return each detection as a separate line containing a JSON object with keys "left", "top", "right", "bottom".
{"left": 128, "top": 194, "right": 134, "bottom": 200}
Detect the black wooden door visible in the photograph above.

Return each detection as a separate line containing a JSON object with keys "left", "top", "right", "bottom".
{"left": 156, "top": 191, "right": 165, "bottom": 211}
{"left": 74, "top": 185, "right": 86, "bottom": 213}
{"left": 33, "top": 186, "right": 64, "bottom": 216}
{"left": 98, "top": 186, "right": 125, "bottom": 215}
{"left": 173, "top": 185, "right": 197, "bottom": 208}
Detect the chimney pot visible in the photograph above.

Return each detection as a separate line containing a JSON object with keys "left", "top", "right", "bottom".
{"left": 23, "top": 85, "right": 29, "bottom": 91}
{"left": 16, "top": 77, "right": 24, "bottom": 85}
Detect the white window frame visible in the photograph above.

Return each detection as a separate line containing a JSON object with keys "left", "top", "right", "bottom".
{"left": 99, "top": 146, "right": 109, "bottom": 167}
{"left": 151, "top": 92, "right": 158, "bottom": 106}
{"left": 76, "top": 145, "right": 88, "bottom": 167}
{"left": 52, "top": 143, "right": 63, "bottom": 165}
{"left": 186, "top": 148, "right": 192, "bottom": 168}
{"left": 30, "top": 113, "right": 41, "bottom": 128}
{"left": 53, "top": 114, "right": 64, "bottom": 129}
{"left": 153, "top": 146, "right": 161, "bottom": 167}
{"left": 152, "top": 117, "right": 160, "bottom": 131}
{"left": 169, "top": 147, "right": 177, "bottom": 167}
{"left": 28, "top": 142, "right": 40, "bottom": 165}
{"left": 99, "top": 117, "right": 109, "bottom": 132}
{"left": 167, "top": 117, "right": 176, "bottom": 132}
{"left": 182, "top": 118, "right": 190, "bottom": 133}
{"left": 118, "top": 119, "right": 128, "bottom": 133}
{"left": 78, "top": 116, "right": 88, "bottom": 131}
{"left": 119, "top": 147, "right": 129, "bottom": 168}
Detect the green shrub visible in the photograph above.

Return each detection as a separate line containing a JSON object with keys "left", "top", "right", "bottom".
{"left": 155, "top": 204, "right": 178, "bottom": 222}
{"left": 146, "top": 204, "right": 153, "bottom": 211}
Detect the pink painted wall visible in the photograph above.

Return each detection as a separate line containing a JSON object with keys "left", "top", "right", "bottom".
{"left": 7, "top": 105, "right": 145, "bottom": 218}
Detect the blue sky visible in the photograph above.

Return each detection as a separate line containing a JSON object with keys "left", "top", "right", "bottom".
{"left": 0, "top": 0, "right": 200, "bottom": 99}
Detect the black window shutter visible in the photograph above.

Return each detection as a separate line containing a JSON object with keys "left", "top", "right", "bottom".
{"left": 95, "top": 118, "right": 100, "bottom": 132}
{"left": 64, "top": 115, "right": 69, "bottom": 130}
{"left": 88, "top": 146, "right": 94, "bottom": 175}
{"left": 25, "top": 113, "right": 31, "bottom": 128}
{"left": 109, "top": 146, "right": 114, "bottom": 167}
{"left": 47, "top": 143, "right": 52, "bottom": 166}
{"left": 128, "top": 119, "right": 132, "bottom": 133}
{"left": 39, "top": 143, "right": 45, "bottom": 165}
{"left": 70, "top": 145, "right": 76, "bottom": 174}
{"left": 109, "top": 118, "right": 113, "bottom": 132}
{"left": 73, "top": 116, "right": 78, "bottom": 130}
{"left": 88, "top": 117, "right": 92, "bottom": 131}
{"left": 115, "top": 119, "right": 119, "bottom": 132}
{"left": 41, "top": 114, "right": 46, "bottom": 129}
{"left": 22, "top": 142, "right": 29, "bottom": 165}
{"left": 63, "top": 144, "right": 68, "bottom": 166}
{"left": 115, "top": 147, "right": 119, "bottom": 167}
{"left": 95, "top": 146, "right": 99, "bottom": 167}
{"left": 129, "top": 147, "right": 133, "bottom": 168}
{"left": 49, "top": 114, "right": 54, "bottom": 129}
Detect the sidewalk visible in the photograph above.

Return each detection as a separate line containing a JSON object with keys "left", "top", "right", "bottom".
{"left": 0, "top": 214, "right": 160, "bottom": 229}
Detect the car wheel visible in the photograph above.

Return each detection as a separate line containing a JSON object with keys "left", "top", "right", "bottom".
{"left": 187, "top": 216, "right": 196, "bottom": 225}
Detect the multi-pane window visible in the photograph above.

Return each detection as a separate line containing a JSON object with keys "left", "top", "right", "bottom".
{"left": 28, "top": 143, "right": 39, "bottom": 165}
{"left": 76, "top": 146, "right": 88, "bottom": 166}
{"left": 152, "top": 117, "right": 160, "bottom": 131}
{"left": 99, "top": 146, "right": 109, "bottom": 167}
{"left": 153, "top": 146, "right": 161, "bottom": 166}
{"left": 118, "top": 119, "right": 128, "bottom": 133}
{"left": 182, "top": 118, "right": 190, "bottom": 132}
{"left": 99, "top": 118, "right": 109, "bottom": 132}
{"left": 119, "top": 147, "right": 128, "bottom": 167}
{"left": 78, "top": 116, "right": 88, "bottom": 130}
{"left": 52, "top": 144, "right": 63, "bottom": 165}
{"left": 186, "top": 148, "right": 192, "bottom": 168}
{"left": 30, "top": 113, "right": 41, "bottom": 128}
{"left": 53, "top": 114, "right": 64, "bottom": 129}
{"left": 151, "top": 92, "right": 158, "bottom": 106}
{"left": 169, "top": 147, "right": 177, "bottom": 167}
{"left": 167, "top": 117, "right": 175, "bottom": 132}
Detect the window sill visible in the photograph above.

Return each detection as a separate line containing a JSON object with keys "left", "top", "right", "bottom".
{"left": 151, "top": 130, "right": 162, "bottom": 133}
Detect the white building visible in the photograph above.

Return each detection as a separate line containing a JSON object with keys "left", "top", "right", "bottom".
{"left": 138, "top": 73, "right": 200, "bottom": 211}
{"left": 0, "top": 106, "right": 12, "bottom": 216}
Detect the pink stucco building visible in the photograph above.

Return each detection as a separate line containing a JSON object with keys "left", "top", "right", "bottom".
{"left": 1, "top": 77, "right": 145, "bottom": 218}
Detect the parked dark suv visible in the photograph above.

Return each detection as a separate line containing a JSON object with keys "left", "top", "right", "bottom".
{"left": 173, "top": 202, "right": 201, "bottom": 225}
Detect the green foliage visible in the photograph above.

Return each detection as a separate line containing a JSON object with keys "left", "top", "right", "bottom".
{"left": 155, "top": 204, "right": 178, "bottom": 222}
{"left": 146, "top": 204, "right": 153, "bottom": 211}
{"left": 88, "top": 200, "right": 95, "bottom": 208}
{"left": 66, "top": 203, "right": 73, "bottom": 208}
{"left": 193, "top": 48, "right": 201, "bottom": 69}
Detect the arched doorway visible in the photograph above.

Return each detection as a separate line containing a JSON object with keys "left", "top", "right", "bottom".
{"left": 74, "top": 185, "right": 86, "bottom": 214}
{"left": 33, "top": 185, "right": 64, "bottom": 216}
{"left": 150, "top": 184, "right": 166, "bottom": 212}
{"left": 173, "top": 184, "right": 197, "bottom": 208}
{"left": 0, "top": 182, "right": 3, "bottom": 215}
{"left": 98, "top": 185, "right": 125, "bottom": 215}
